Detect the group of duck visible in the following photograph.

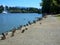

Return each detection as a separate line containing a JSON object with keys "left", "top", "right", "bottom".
{"left": 0, "top": 17, "right": 42, "bottom": 40}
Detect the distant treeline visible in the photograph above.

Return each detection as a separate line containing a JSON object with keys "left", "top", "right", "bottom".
{"left": 0, "top": 5, "right": 42, "bottom": 13}
{"left": 0, "top": 5, "right": 4, "bottom": 13}
{"left": 41, "top": 0, "right": 60, "bottom": 14}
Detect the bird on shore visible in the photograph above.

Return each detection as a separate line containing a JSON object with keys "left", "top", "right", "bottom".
{"left": 21, "top": 29, "right": 25, "bottom": 33}
{"left": 1, "top": 33, "right": 6, "bottom": 40}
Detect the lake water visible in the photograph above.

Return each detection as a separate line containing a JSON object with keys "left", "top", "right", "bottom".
{"left": 0, "top": 13, "right": 42, "bottom": 34}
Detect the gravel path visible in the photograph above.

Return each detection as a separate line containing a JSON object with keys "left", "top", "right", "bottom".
{"left": 0, "top": 15, "right": 60, "bottom": 45}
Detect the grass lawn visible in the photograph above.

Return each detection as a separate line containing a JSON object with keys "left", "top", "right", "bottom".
{"left": 56, "top": 14, "right": 60, "bottom": 20}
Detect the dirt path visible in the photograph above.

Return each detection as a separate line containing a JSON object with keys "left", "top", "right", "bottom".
{"left": 0, "top": 15, "right": 60, "bottom": 45}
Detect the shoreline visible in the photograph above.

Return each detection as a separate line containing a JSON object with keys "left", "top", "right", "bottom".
{"left": 0, "top": 15, "right": 60, "bottom": 45}
{"left": 0, "top": 17, "right": 43, "bottom": 40}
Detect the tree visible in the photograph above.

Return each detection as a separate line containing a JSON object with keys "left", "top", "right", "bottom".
{"left": 41, "top": 0, "right": 60, "bottom": 14}
{"left": 0, "top": 5, "right": 4, "bottom": 13}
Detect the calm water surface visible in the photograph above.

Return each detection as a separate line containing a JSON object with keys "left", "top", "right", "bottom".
{"left": 0, "top": 13, "right": 42, "bottom": 34}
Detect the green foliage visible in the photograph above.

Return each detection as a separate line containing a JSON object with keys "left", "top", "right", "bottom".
{"left": 53, "top": 0, "right": 60, "bottom": 7}
{"left": 0, "top": 5, "right": 4, "bottom": 13}
{"left": 8, "top": 7, "right": 41, "bottom": 13}
{"left": 0, "top": 5, "right": 41, "bottom": 13}
{"left": 41, "top": 0, "right": 60, "bottom": 14}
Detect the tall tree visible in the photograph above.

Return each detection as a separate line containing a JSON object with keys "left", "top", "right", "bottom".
{"left": 0, "top": 5, "right": 4, "bottom": 13}
{"left": 41, "top": 0, "right": 60, "bottom": 14}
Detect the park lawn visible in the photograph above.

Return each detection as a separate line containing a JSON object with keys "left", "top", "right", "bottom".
{"left": 56, "top": 14, "right": 60, "bottom": 20}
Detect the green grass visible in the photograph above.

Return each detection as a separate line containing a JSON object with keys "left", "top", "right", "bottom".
{"left": 57, "top": 17, "right": 60, "bottom": 20}
{"left": 53, "top": 14, "right": 60, "bottom": 20}
{"left": 56, "top": 14, "right": 60, "bottom": 20}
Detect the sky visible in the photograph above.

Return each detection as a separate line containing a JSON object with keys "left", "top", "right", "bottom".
{"left": 0, "top": 0, "right": 42, "bottom": 8}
